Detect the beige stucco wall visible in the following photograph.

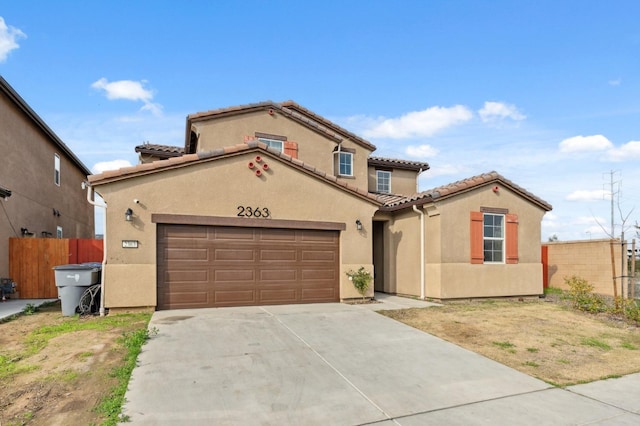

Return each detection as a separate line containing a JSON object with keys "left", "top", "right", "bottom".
{"left": 375, "top": 184, "right": 547, "bottom": 301}
{"left": 0, "top": 89, "right": 94, "bottom": 278}
{"left": 367, "top": 167, "right": 419, "bottom": 195}
{"left": 94, "top": 149, "right": 379, "bottom": 309}
{"left": 544, "top": 239, "right": 627, "bottom": 296}
{"left": 192, "top": 110, "right": 372, "bottom": 191}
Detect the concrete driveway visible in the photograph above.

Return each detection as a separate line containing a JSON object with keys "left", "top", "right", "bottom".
{"left": 122, "top": 297, "right": 640, "bottom": 425}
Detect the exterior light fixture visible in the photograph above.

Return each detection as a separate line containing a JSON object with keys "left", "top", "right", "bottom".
{"left": 355, "top": 219, "right": 363, "bottom": 231}
{"left": 125, "top": 208, "right": 133, "bottom": 222}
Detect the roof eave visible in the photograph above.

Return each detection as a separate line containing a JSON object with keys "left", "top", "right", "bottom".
{"left": 0, "top": 76, "right": 92, "bottom": 176}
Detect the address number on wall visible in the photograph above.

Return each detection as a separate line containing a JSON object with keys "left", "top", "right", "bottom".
{"left": 237, "top": 206, "right": 271, "bottom": 218}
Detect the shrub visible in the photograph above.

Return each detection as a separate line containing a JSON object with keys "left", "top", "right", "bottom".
{"left": 565, "top": 275, "right": 605, "bottom": 313}
{"left": 346, "top": 267, "right": 372, "bottom": 301}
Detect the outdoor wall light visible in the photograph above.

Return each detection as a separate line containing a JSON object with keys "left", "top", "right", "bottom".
{"left": 355, "top": 219, "right": 363, "bottom": 231}
{"left": 125, "top": 208, "right": 133, "bottom": 222}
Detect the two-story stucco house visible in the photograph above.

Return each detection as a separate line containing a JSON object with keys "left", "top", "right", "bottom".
{"left": 88, "top": 100, "right": 551, "bottom": 311}
{"left": 0, "top": 76, "right": 95, "bottom": 279}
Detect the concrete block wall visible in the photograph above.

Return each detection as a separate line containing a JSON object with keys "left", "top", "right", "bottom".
{"left": 544, "top": 239, "right": 628, "bottom": 297}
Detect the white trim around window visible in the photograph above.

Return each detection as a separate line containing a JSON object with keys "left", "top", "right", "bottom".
{"left": 56, "top": 226, "right": 63, "bottom": 238}
{"left": 338, "top": 152, "right": 353, "bottom": 176}
{"left": 257, "top": 138, "right": 284, "bottom": 153}
{"left": 483, "top": 213, "right": 504, "bottom": 263}
{"left": 376, "top": 170, "right": 391, "bottom": 193}
{"left": 54, "top": 154, "right": 61, "bottom": 186}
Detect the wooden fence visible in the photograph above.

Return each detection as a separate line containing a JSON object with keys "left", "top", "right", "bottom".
{"left": 9, "top": 238, "right": 104, "bottom": 299}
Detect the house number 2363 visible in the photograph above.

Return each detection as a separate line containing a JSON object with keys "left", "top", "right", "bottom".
{"left": 237, "top": 206, "right": 271, "bottom": 218}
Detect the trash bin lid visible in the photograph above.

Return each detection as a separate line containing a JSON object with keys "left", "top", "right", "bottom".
{"left": 53, "top": 264, "right": 100, "bottom": 271}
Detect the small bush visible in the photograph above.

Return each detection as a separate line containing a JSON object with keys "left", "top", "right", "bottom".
{"left": 565, "top": 275, "right": 606, "bottom": 313}
{"left": 346, "top": 267, "right": 372, "bottom": 301}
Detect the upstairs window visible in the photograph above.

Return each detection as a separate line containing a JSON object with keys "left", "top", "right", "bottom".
{"left": 256, "top": 132, "right": 285, "bottom": 153}
{"left": 54, "top": 154, "right": 61, "bottom": 186}
{"left": 337, "top": 152, "right": 353, "bottom": 176}
{"left": 376, "top": 170, "right": 391, "bottom": 193}
{"left": 57, "top": 226, "right": 63, "bottom": 238}
{"left": 257, "top": 138, "right": 284, "bottom": 152}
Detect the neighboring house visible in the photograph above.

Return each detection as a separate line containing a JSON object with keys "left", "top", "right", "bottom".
{"left": 89, "top": 100, "right": 551, "bottom": 311}
{"left": 0, "top": 76, "right": 95, "bottom": 279}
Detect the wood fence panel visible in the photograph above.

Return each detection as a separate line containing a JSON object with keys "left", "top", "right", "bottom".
{"left": 541, "top": 245, "right": 548, "bottom": 289}
{"left": 9, "top": 238, "right": 72, "bottom": 299}
{"left": 69, "top": 239, "right": 103, "bottom": 264}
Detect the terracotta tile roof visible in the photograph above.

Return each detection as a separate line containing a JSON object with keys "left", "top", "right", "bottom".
{"left": 89, "top": 141, "right": 382, "bottom": 205}
{"left": 135, "top": 143, "right": 185, "bottom": 158}
{"left": 186, "top": 101, "right": 377, "bottom": 153}
{"left": 380, "top": 171, "right": 552, "bottom": 212}
{"left": 280, "top": 101, "right": 377, "bottom": 151}
{"left": 368, "top": 156, "right": 430, "bottom": 171}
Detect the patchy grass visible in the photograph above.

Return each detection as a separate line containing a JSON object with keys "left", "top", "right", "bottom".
{"left": 0, "top": 302, "right": 151, "bottom": 425}
{"left": 380, "top": 300, "right": 640, "bottom": 386}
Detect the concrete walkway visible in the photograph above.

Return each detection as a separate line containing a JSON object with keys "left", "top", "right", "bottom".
{"left": 0, "top": 298, "right": 58, "bottom": 320}
{"left": 121, "top": 296, "right": 640, "bottom": 425}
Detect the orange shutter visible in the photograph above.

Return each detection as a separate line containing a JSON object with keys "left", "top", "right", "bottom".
{"left": 470, "top": 211, "right": 484, "bottom": 264}
{"left": 284, "top": 141, "right": 298, "bottom": 159}
{"left": 506, "top": 214, "right": 519, "bottom": 264}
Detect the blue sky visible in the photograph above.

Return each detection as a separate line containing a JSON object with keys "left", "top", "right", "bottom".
{"left": 2, "top": 1, "right": 639, "bottom": 241}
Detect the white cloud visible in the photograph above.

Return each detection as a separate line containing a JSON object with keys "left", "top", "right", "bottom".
{"left": 92, "top": 159, "right": 133, "bottom": 174}
{"left": 559, "top": 135, "right": 613, "bottom": 153}
{"left": 608, "top": 78, "right": 621, "bottom": 86}
{"left": 566, "top": 189, "right": 607, "bottom": 201}
{"left": 607, "top": 141, "right": 640, "bottom": 161}
{"left": 478, "top": 101, "right": 526, "bottom": 123}
{"left": 91, "top": 78, "right": 162, "bottom": 115}
{"left": 406, "top": 144, "right": 439, "bottom": 158}
{"left": 0, "top": 17, "right": 26, "bottom": 62}
{"left": 362, "top": 105, "right": 473, "bottom": 139}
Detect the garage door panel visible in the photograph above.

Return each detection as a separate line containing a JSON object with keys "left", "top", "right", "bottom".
{"left": 157, "top": 225, "right": 340, "bottom": 309}
{"left": 260, "top": 269, "right": 297, "bottom": 282}
{"left": 214, "top": 290, "right": 256, "bottom": 304}
{"left": 165, "top": 269, "right": 209, "bottom": 282}
{"left": 214, "top": 248, "right": 255, "bottom": 261}
{"left": 301, "top": 269, "right": 336, "bottom": 280}
{"left": 214, "top": 269, "right": 255, "bottom": 282}
{"left": 258, "top": 229, "right": 298, "bottom": 242}
{"left": 260, "top": 249, "right": 297, "bottom": 261}
{"left": 259, "top": 289, "right": 298, "bottom": 304}
{"left": 165, "top": 248, "right": 209, "bottom": 260}
{"left": 214, "top": 228, "right": 256, "bottom": 241}
{"left": 301, "top": 250, "right": 337, "bottom": 262}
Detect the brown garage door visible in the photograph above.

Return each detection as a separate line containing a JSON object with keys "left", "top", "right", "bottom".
{"left": 157, "top": 224, "right": 340, "bottom": 310}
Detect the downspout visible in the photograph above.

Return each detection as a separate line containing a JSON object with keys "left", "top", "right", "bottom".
{"left": 412, "top": 205, "right": 425, "bottom": 300}
{"left": 84, "top": 182, "right": 107, "bottom": 316}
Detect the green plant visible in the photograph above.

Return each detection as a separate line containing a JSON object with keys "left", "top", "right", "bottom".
{"left": 565, "top": 275, "right": 605, "bottom": 313}
{"left": 524, "top": 361, "right": 539, "bottom": 368}
{"left": 581, "top": 337, "right": 611, "bottom": 350}
{"left": 526, "top": 347, "right": 539, "bottom": 353}
{"left": 543, "top": 287, "right": 563, "bottom": 296}
{"left": 492, "top": 341, "right": 515, "bottom": 349}
{"left": 621, "top": 341, "right": 638, "bottom": 350}
{"left": 346, "top": 267, "right": 372, "bottom": 301}
{"left": 23, "top": 303, "right": 38, "bottom": 315}
{"left": 95, "top": 326, "right": 156, "bottom": 425}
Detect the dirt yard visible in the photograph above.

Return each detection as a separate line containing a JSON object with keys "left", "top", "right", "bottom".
{"left": 0, "top": 302, "right": 149, "bottom": 426}
{"left": 381, "top": 298, "right": 640, "bottom": 386}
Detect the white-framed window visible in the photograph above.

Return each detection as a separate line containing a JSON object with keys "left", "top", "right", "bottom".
{"left": 338, "top": 152, "right": 353, "bottom": 176}
{"left": 257, "top": 138, "right": 284, "bottom": 153}
{"left": 376, "top": 170, "right": 391, "bottom": 193}
{"left": 54, "top": 154, "right": 61, "bottom": 186}
{"left": 483, "top": 213, "right": 504, "bottom": 263}
{"left": 56, "top": 226, "right": 63, "bottom": 238}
